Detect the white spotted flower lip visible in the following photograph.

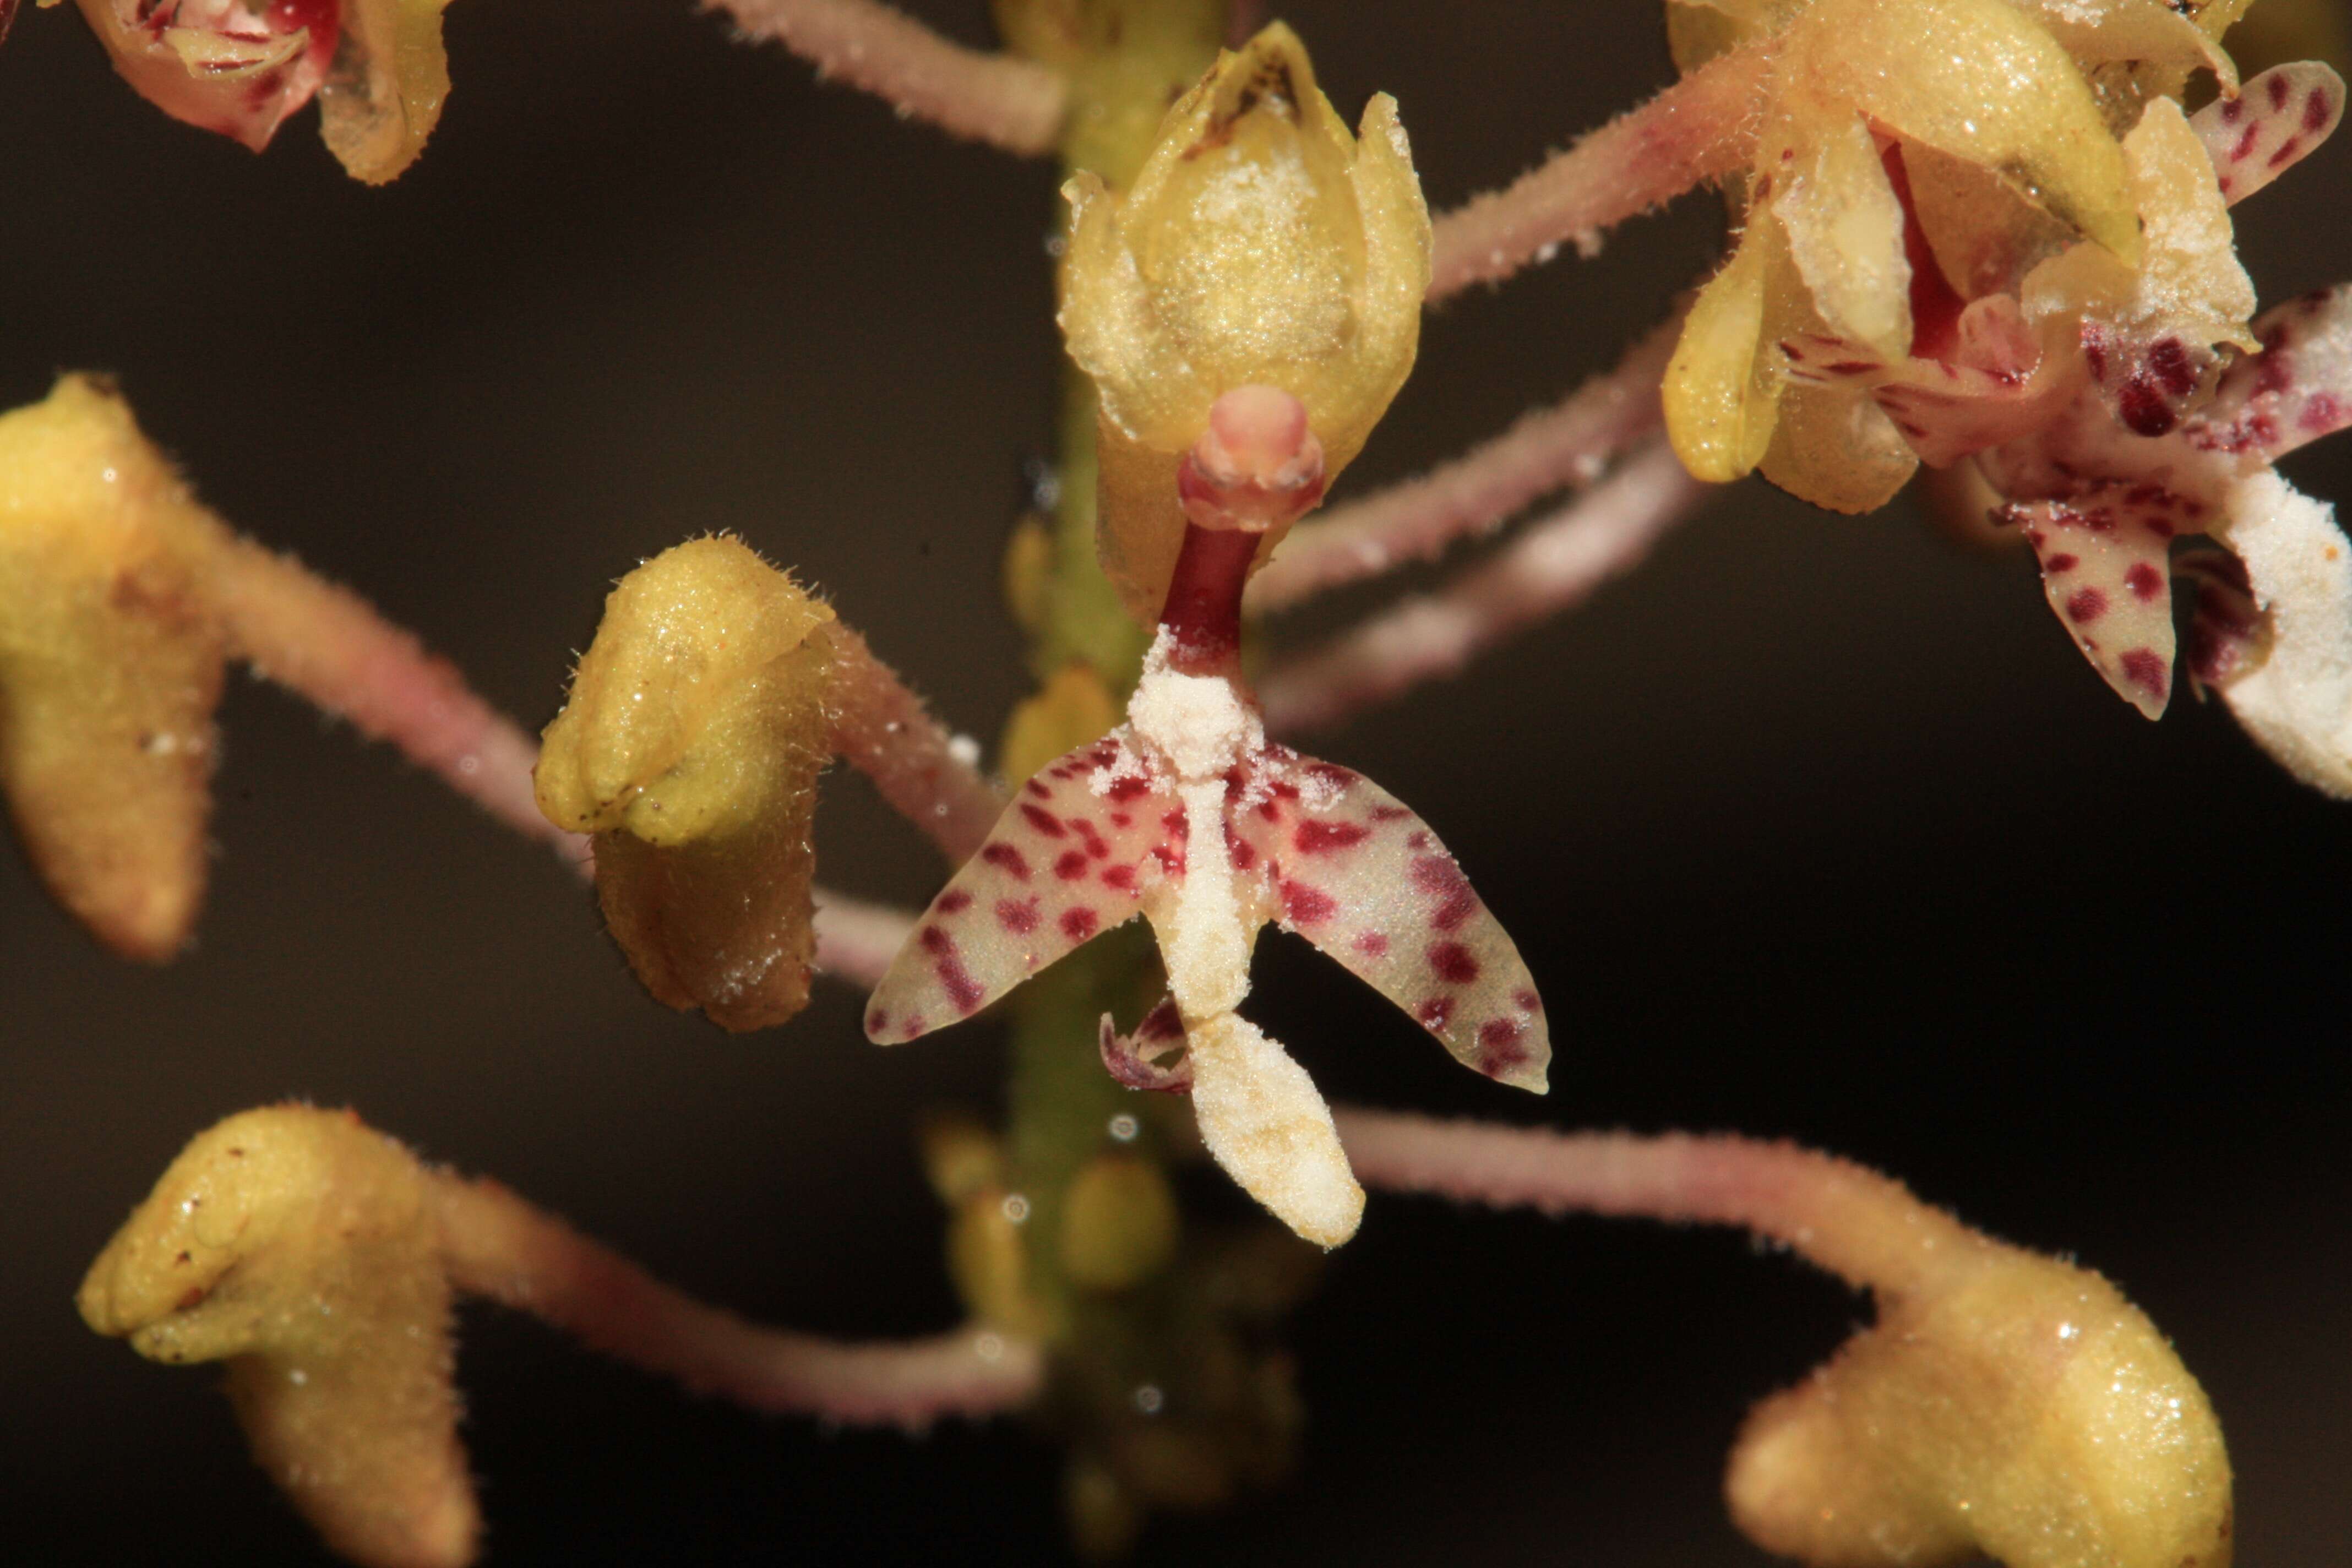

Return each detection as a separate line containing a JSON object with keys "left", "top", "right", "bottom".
{"left": 868, "top": 458, "right": 1548, "bottom": 1248}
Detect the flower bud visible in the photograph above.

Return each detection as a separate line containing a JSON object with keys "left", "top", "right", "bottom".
{"left": 1059, "top": 22, "right": 1431, "bottom": 624}
{"left": 1728, "top": 1239, "right": 2231, "bottom": 1568}
{"left": 536, "top": 536, "right": 838, "bottom": 1032}
{"left": 0, "top": 375, "right": 230, "bottom": 961}
{"left": 1060, "top": 1151, "right": 1180, "bottom": 1291}
{"left": 79, "top": 1106, "right": 477, "bottom": 1568}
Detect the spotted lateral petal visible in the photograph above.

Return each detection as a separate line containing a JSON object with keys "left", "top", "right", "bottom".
{"left": 2192, "top": 63, "right": 2344, "bottom": 208}
{"left": 2005, "top": 488, "right": 2186, "bottom": 717}
{"left": 2190, "top": 285, "right": 2352, "bottom": 462}
{"left": 865, "top": 732, "right": 1178, "bottom": 1043}
{"left": 1228, "top": 748, "right": 1549, "bottom": 1092}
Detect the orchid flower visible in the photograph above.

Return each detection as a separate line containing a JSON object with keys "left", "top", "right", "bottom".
{"left": 1771, "top": 62, "right": 2352, "bottom": 792}
{"left": 75, "top": 0, "right": 457, "bottom": 183}
{"left": 1658, "top": 0, "right": 2236, "bottom": 511}
{"left": 1656, "top": 0, "right": 2352, "bottom": 792}
{"left": 866, "top": 390, "right": 1550, "bottom": 1249}
{"left": 867, "top": 26, "right": 1545, "bottom": 1249}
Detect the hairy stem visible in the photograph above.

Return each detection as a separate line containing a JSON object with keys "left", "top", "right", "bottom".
{"left": 1333, "top": 1109, "right": 1978, "bottom": 1298}
{"left": 1258, "top": 442, "right": 1714, "bottom": 734}
{"left": 710, "top": 0, "right": 1067, "bottom": 155}
{"left": 206, "top": 535, "right": 580, "bottom": 856}
{"left": 433, "top": 1171, "right": 1043, "bottom": 1428}
{"left": 1247, "top": 318, "right": 1682, "bottom": 614}
{"left": 824, "top": 625, "right": 1006, "bottom": 862}
{"left": 1427, "top": 41, "right": 1770, "bottom": 302}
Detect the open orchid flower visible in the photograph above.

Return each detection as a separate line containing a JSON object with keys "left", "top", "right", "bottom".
{"left": 76, "top": 0, "right": 457, "bottom": 183}
{"left": 1743, "top": 51, "right": 2352, "bottom": 794}
{"left": 1658, "top": 0, "right": 2235, "bottom": 513}
{"left": 869, "top": 388, "right": 1549, "bottom": 1249}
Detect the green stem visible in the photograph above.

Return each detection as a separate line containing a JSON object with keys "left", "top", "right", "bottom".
{"left": 993, "top": 0, "right": 1223, "bottom": 1336}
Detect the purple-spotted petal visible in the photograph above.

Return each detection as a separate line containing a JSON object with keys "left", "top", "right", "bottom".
{"left": 1228, "top": 748, "right": 1550, "bottom": 1092}
{"left": 2192, "top": 63, "right": 2344, "bottom": 209}
{"left": 865, "top": 730, "right": 1179, "bottom": 1043}
{"left": 2005, "top": 488, "right": 2184, "bottom": 718}
{"left": 2189, "top": 285, "right": 2352, "bottom": 462}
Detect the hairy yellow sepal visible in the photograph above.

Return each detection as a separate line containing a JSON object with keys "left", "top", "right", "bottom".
{"left": 0, "top": 376, "right": 230, "bottom": 962}
{"left": 80, "top": 1106, "right": 477, "bottom": 1568}
{"left": 537, "top": 536, "right": 837, "bottom": 1031}
{"left": 1666, "top": 220, "right": 1785, "bottom": 482}
{"left": 1059, "top": 23, "right": 1432, "bottom": 624}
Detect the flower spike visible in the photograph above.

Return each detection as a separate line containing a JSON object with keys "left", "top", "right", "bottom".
{"left": 871, "top": 388, "right": 1548, "bottom": 1246}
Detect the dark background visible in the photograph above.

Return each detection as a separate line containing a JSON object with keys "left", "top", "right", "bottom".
{"left": 3, "top": 2, "right": 2347, "bottom": 1562}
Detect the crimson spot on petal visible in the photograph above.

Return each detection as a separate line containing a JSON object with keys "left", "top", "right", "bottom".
{"left": 1429, "top": 941, "right": 1480, "bottom": 984}
{"left": 1294, "top": 820, "right": 1371, "bottom": 855}
{"left": 1281, "top": 879, "right": 1338, "bottom": 925}
{"left": 2120, "top": 648, "right": 2170, "bottom": 699}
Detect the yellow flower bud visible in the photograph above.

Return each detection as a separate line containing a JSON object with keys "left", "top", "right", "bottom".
{"left": 1058, "top": 23, "right": 1431, "bottom": 624}
{"left": 0, "top": 376, "right": 231, "bottom": 961}
{"left": 1729, "top": 1242, "right": 2231, "bottom": 1568}
{"left": 1059, "top": 1152, "right": 1180, "bottom": 1291}
{"left": 536, "top": 536, "right": 837, "bottom": 1032}
{"left": 79, "top": 1106, "right": 476, "bottom": 1568}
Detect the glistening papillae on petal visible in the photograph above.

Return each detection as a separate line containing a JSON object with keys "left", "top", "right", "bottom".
{"left": 2206, "top": 471, "right": 2352, "bottom": 796}
{"left": 1185, "top": 1011, "right": 1363, "bottom": 1249}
